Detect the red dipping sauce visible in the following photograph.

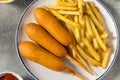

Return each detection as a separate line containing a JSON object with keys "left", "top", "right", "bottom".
{"left": 0, "top": 73, "right": 18, "bottom": 80}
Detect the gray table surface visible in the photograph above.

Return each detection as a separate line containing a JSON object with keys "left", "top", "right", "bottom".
{"left": 0, "top": 0, "right": 120, "bottom": 80}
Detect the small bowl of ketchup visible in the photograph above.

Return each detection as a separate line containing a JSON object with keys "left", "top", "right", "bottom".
{"left": 0, "top": 71, "right": 23, "bottom": 80}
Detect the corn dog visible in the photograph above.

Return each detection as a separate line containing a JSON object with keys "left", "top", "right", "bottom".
{"left": 25, "top": 23, "right": 67, "bottom": 57}
{"left": 18, "top": 41, "right": 86, "bottom": 80}
{"left": 19, "top": 41, "right": 65, "bottom": 71}
{"left": 34, "top": 8, "right": 72, "bottom": 46}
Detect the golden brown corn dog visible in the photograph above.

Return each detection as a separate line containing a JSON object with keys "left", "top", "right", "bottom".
{"left": 34, "top": 8, "right": 72, "bottom": 46}
{"left": 25, "top": 23, "right": 92, "bottom": 74}
{"left": 19, "top": 41, "right": 65, "bottom": 71}
{"left": 25, "top": 23, "right": 67, "bottom": 57}
{"left": 18, "top": 41, "right": 87, "bottom": 80}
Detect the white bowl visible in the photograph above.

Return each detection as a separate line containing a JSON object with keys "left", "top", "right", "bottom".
{"left": 0, "top": 71, "right": 23, "bottom": 80}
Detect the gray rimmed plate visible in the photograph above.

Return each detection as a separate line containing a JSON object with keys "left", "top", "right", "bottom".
{"left": 15, "top": 0, "right": 119, "bottom": 80}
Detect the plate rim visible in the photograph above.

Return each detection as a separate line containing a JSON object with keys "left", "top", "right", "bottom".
{"left": 15, "top": 0, "right": 119, "bottom": 80}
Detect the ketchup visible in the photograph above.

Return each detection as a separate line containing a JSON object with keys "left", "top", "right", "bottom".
{"left": 0, "top": 73, "right": 18, "bottom": 80}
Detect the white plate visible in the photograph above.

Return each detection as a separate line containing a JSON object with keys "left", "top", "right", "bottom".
{"left": 15, "top": 0, "right": 119, "bottom": 80}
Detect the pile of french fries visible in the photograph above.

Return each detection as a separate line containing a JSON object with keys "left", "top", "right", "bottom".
{"left": 44, "top": 0, "right": 110, "bottom": 75}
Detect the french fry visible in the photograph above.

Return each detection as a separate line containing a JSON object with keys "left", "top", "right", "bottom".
{"left": 86, "top": 15, "right": 94, "bottom": 40}
{"left": 79, "top": 15, "right": 86, "bottom": 27}
{"left": 81, "top": 28, "right": 85, "bottom": 38}
{"left": 89, "top": 2, "right": 104, "bottom": 26}
{"left": 97, "top": 49, "right": 103, "bottom": 54}
{"left": 50, "top": 10, "right": 82, "bottom": 30}
{"left": 80, "top": 42, "right": 85, "bottom": 48}
{"left": 73, "top": 28, "right": 81, "bottom": 43}
{"left": 75, "top": 53, "right": 94, "bottom": 75}
{"left": 89, "top": 18, "right": 107, "bottom": 51}
{"left": 73, "top": 16, "right": 81, "bottom": 43}
{"left": 70, "top": 48, "right": 84, "bottom": 65}
{"left": 95, "top": 6, "right": 100, "bottom": 13}
{"left": 82, "top": 38, "right": 100, "bottom": 61}
{"left": 85, "top": 31, "right": 91, "bottom": 41}
{"left": 79, "top": 15, "right": 86, "bottom": 40}
{"left": 72, "top": 48, "right": 77, "bottom": 58}
{"left": 83, "top": 47, "right": 92, "bottom": 57}
{"left": 57, "top": 1, "right": 77, "bottom": 7}
{"left": 66, "top": 55, "right": 88, "bottom": 71}
{"left": 80, "top": 15, "right": 86, "bottom": 38}
{"left": 77, "top": 45, "right": 101, "bottom": 66}
{"left": 101, "top": 31, "right": 108, "bottom": 39}
{"left": 66, "top": 46, "right": 92, "bottom": 76}
{"left": 65, "top": 0, "right": 74, "bottom": 3}
{"left": 70, "top": 46, "right": 93, "bottom": 74}
{"left": 77, "top": 0, "right": 84, "bottom": 16}
{"left": 79, "top": 18, "right": 85, "bottom": 42}
{"left": 93, "top": 38, "right": 99, "bottom": 49}
{"left": 75, "top": 57, "right": 93, "bottom": 75}
{"left": 75, "top": 56, "right": 85, "bottom": 65}
{"left": 77, "top": 0, "right": 86, "bottom": 27}
{"left": 102, "top": 48, "right": 110, "bottom": 69}
{"left": 74, "top": 15, "right": 79, "bottom": 23}
{"left": 86, "top": 3, "right": 104, "bottom": 32}
{"left": 72, "top": 48, "right": 89, "bottom": 67}
{"left": 103, "top": 38, "right": 107, "bottom": 46}
{"left": 97, "top": 49, "right": 104, "bottom": 62}
{"left": 57, "top": 10, "right": 80, "bottom": 15}
{"left": 43, "top": 5, "right": 78, "bottom": 10}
